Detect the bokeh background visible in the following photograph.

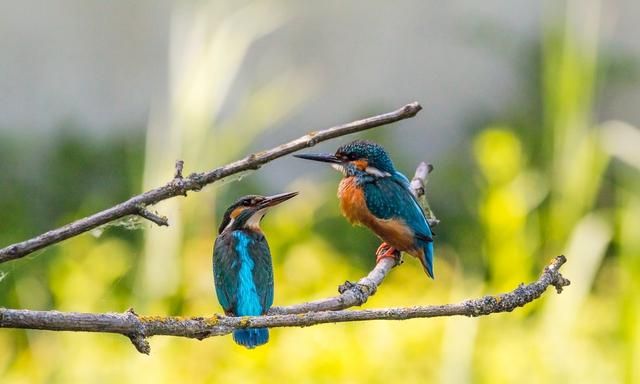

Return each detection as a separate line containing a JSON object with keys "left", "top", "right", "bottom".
{"left": 1, "top": 1, "right": 639, "bottom": 383}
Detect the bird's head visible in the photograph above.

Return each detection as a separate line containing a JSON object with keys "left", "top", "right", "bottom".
{"left": 294, "top": 140, "right": 395, "bottom": 178}
{"left": 218, "top": 192, "right": 298, "bottom": 233}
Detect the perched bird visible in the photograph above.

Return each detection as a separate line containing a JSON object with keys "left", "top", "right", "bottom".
{"left": 295, "top": 140, "right": 434, "bottom": 278}
{"left": 213, "top": 192, "right": 298, "bottom": 348}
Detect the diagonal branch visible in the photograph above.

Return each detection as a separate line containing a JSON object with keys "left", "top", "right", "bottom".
{"left": 0, "top": 256, "right": 570, "bottom": 354}
{"left": 0, "top": 102, "right": 422, "bottom": 264}
{"left": 270, "top": 258, "right": 396, "bottom": 315}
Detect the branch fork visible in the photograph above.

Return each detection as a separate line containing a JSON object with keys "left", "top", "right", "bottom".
{"left": 135, "top": 205, "right": 169, "bottom": 227}
{"left": 125, "top": 308, "right": 150, "bottom": 355}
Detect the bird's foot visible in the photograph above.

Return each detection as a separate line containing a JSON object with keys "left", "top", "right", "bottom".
{"left": 376, "top": 243, "right": 402, "bottom": 264}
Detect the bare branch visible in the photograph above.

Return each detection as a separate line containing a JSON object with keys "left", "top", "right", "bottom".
{"left": 0, "top": 102, "right": 422, "bottom": 264}
{"left": 0, "top": 256, "right": 570, "bottom": 353}
{"left": 409, "top": 161, "right": 431, "bottom": 197}
{"left": 270, "top": 258, "right": 397, "bottom": 315}
{"left": 411, "top": 162, "right": 439, "bottom": 227}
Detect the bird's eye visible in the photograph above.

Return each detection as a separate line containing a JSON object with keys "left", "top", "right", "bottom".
{"left": 242, "top": 200, "right": 252, "bottom": 206}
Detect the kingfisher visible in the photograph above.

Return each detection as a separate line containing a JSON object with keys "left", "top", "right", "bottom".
{"left": 295, "top": 140, "right": 434, "bottom": 278}
{"left": 213, "top": 192, "right": 298, "bottom": 348}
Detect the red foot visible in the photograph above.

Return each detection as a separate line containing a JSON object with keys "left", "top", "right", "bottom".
{"left": 376, "top": 242, "right": 401, "bottom": 264}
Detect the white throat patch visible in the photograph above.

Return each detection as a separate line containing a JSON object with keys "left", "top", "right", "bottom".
{"left": 365, "top": 166, "right": 391, "bottom": 177}
{"left": 246, "top": 209, "right": 267, "bottom": 229}
{"left": 331, "top": 163, "right": 347, "bottom": 175}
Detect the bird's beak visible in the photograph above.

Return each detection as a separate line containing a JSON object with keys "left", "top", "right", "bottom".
{"left": 293, "top": 153, "right": 342, "bottom": 164}
{"left": 259, "top": 191, "right": 299, "bottom": 208}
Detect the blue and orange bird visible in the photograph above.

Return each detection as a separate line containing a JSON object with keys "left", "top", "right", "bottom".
{"left": 213, "top": 192, "right": 298, "bottom": 348}
{"left": 295, "top": 140, "right": 435, "bottom": 278}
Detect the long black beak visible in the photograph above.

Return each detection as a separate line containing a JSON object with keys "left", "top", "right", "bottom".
{"left": 259, "top": 191, "right": 299, "bottom": 208}
{"left": 293, "top": 153, "right": 342, "bottom": 164}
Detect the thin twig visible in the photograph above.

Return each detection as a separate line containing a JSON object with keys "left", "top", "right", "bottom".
{"left": 0, "top": 102, "right": 422, "bottom": 264}
{"left": 136, "top": 206, "right": 169, "bottom": 227}
{"left": 0, "top": 256, "right": 570, "bottom": 352}
{"left": 411, "top": 162, "right": 439, "bottom": 227}
{"left": 174, "top": 160, "right": 184, "bottom": 180}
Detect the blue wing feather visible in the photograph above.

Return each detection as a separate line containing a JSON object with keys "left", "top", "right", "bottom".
{"left": 393, "top": 170, "right": 411, "bottom": 187}
{"left": 393, "top": 171, "right": 432, "bottom": 240}
{"left": 362, "top": 172, "right": 435, "bottom": 278}
{"left": 363, "top": 174, "right": 433, "bottom": 240}
{"left": 213, "top": 232, "right": 239, "bottom": 312}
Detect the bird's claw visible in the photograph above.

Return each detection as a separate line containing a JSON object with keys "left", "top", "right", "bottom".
{"left": 376, "top": 242, "right": 402, "bottom": 264}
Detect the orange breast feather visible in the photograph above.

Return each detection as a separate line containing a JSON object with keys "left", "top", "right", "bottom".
{"left": 338, "top": 177, "right": 416, "bottom": 252}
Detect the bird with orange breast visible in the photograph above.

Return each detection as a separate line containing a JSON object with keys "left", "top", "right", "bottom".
{"left": 295, "top": 140, "right": 435, "bottom": 279}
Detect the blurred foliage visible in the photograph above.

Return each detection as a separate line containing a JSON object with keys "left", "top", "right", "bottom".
{"left": 1, "top": 1, "right": 640, "bottom": 383}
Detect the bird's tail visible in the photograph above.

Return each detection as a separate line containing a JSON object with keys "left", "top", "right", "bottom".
{"left": 418, "top": 241, "right": 435, "bottom": 279}
{"left": 232, "top": 328, "right": 269, "bottom": 349}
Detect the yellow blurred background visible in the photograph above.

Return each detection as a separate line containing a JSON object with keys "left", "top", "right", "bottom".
{"left": 1, "top": 1, "right": 639, "bottom": 383}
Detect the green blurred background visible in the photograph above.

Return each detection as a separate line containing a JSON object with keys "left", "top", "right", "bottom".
{"left": 1, "top": 1, "right": 639, "bottom": 383}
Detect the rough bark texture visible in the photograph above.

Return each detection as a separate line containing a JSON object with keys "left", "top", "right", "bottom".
{"left": 0, "top": 256, "right": 570, "bottom": 354}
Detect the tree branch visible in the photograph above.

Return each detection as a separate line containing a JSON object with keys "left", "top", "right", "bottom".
{"left": 0, "top": 256, "right": 570, "bottom": 354}
{"left": 0, "top": 102, "right": 422, "bottom": 264}
{"left": 270, "top": 257, "right": 396, "bottom": 315}
{"left": 411, "top": 162, "right": 439, "bottom": 227}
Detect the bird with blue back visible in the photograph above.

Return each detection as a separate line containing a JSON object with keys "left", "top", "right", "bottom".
{"left": 213, "top": 192, "right": 298, "bottom": 348}
{"left": 294, "top": 140, "right": 435, "bottom": 279}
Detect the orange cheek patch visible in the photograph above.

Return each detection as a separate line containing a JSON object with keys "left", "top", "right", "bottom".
{"left": 352, "top": 159, "right": 368, "bottom": 170}
{"left": 230, "top": 207, "right": 245, "bottom": 219}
